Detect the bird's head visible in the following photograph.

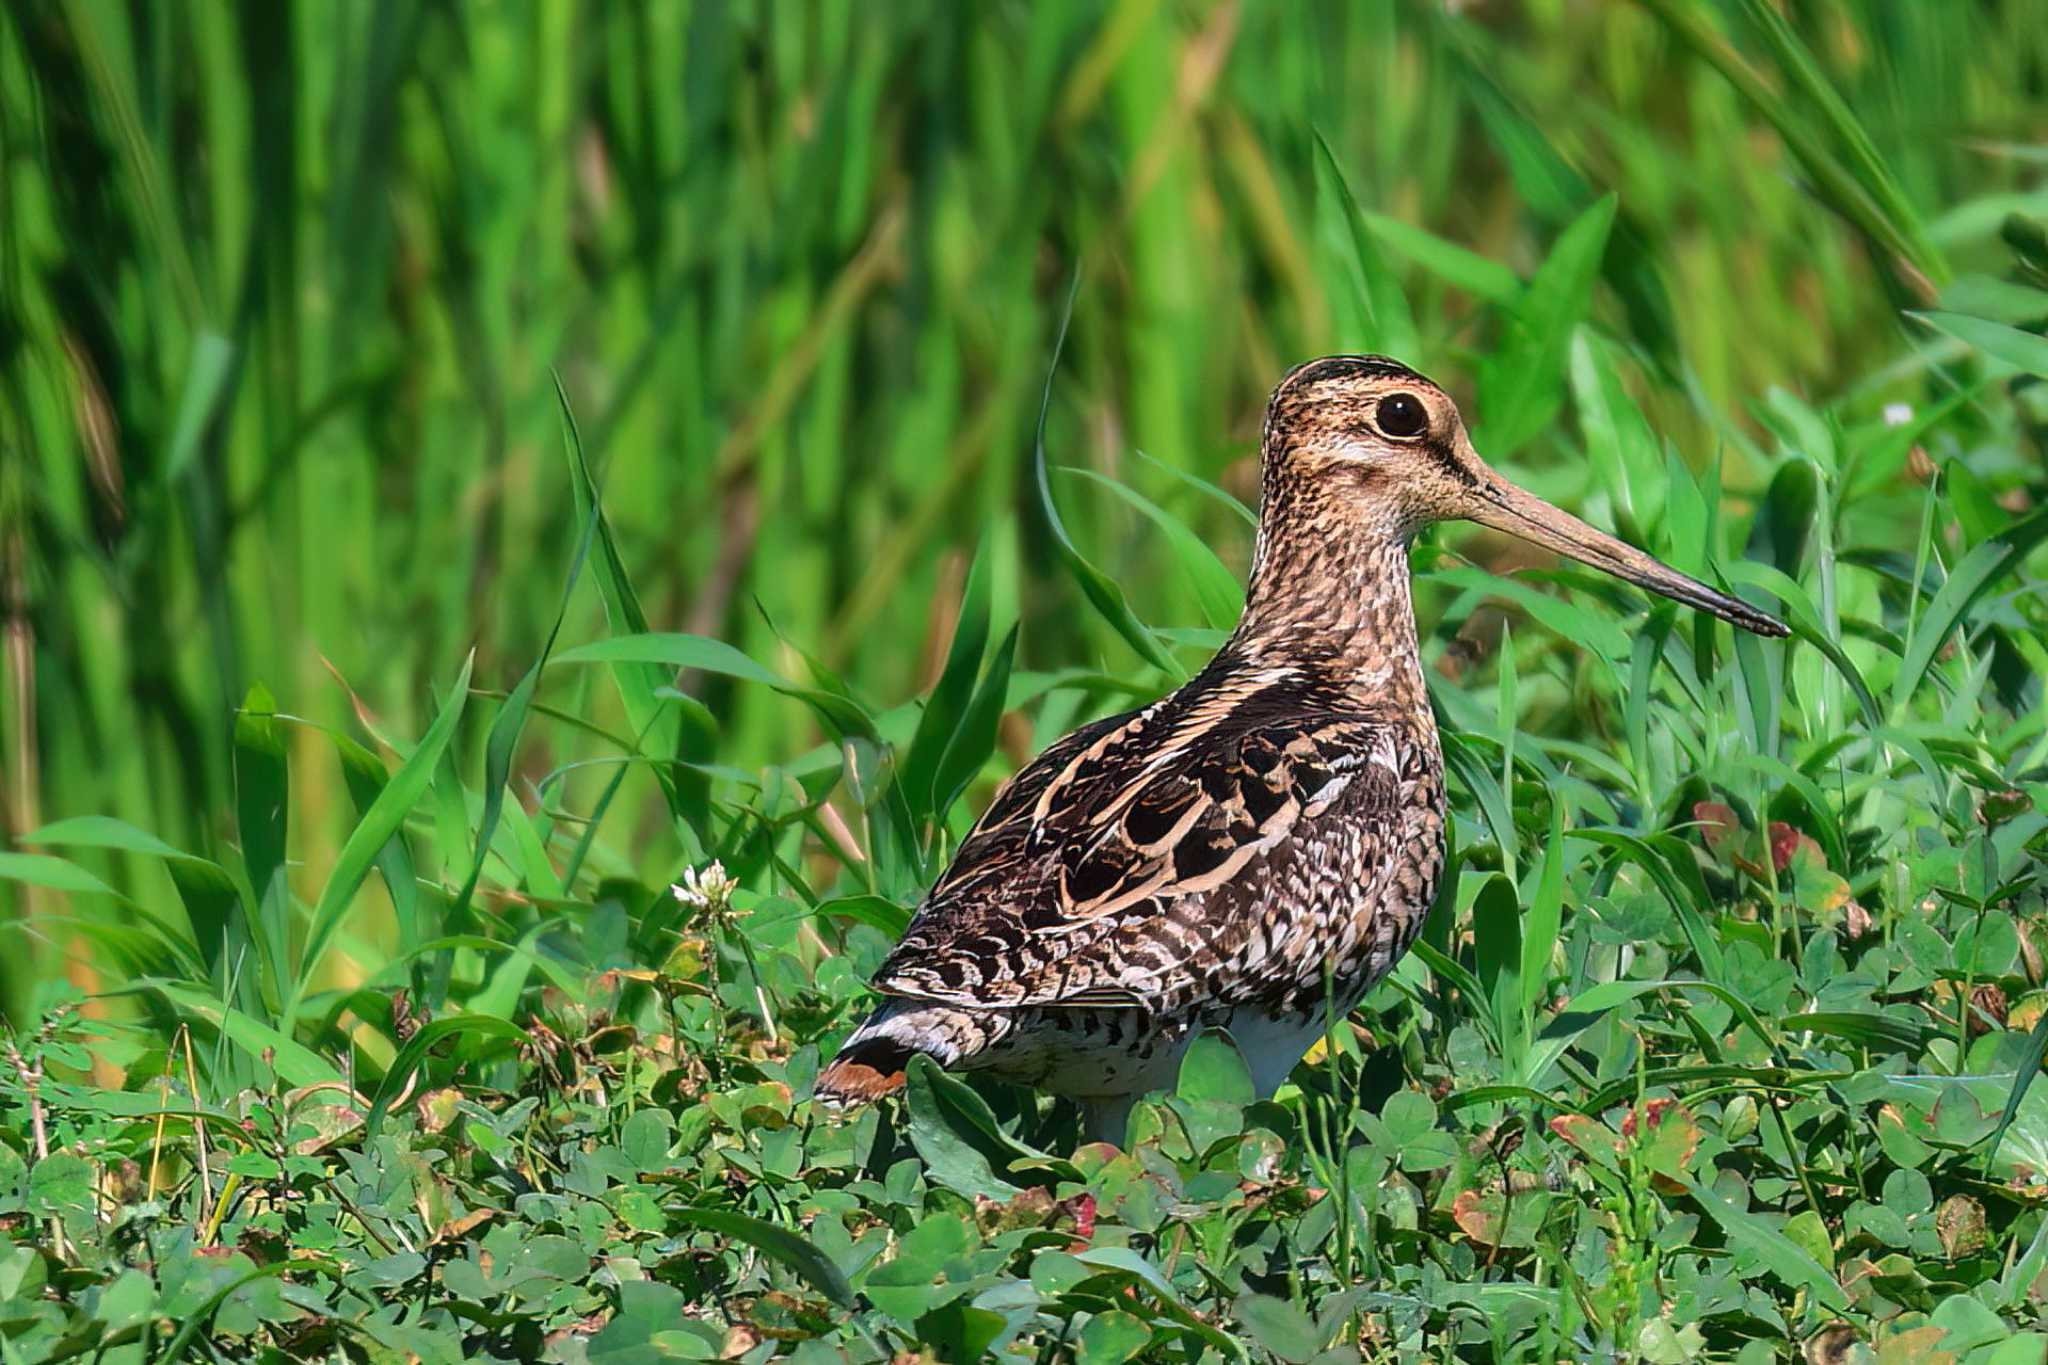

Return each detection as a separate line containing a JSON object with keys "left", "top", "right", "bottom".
{"left": 1259, "top": 355, "right": 1789, "bottom": 637}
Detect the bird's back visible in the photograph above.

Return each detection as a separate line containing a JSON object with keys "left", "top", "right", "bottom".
{"left": 818, "top": 647, "right": 1446, "bottom": 1105}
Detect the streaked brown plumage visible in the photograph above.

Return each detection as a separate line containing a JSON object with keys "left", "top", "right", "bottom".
{"left": 818, "top": 356, "right": 1787, "bottom": 1139}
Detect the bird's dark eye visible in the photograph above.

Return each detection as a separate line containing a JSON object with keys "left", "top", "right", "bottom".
{"left": 1376, "top": 393, "right": 1428, "bottom": 439}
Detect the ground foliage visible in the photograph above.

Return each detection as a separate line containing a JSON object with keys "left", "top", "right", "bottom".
{"left": 4, "top": 2, "right": 2048, "bottom": 1362}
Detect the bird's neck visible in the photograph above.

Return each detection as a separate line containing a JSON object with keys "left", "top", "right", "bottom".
{"left": 1227, "top": 502, "right": 1432, "bottom": 719}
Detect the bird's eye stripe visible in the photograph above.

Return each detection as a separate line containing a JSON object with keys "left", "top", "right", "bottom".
{"left": 1425, "top": 439, "right": 1480, "bottom": 488}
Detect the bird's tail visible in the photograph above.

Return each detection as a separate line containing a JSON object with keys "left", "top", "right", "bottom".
{"left": 816, "top": 1034, "right": 916, "bottom": 1105}
{"left": 815, "top": 998, "right": 1009, "bottom": 1109}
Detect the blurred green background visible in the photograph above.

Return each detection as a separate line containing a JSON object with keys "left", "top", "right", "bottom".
{"left": 3, "top": 1, "right": 2044, "bottom": 1013}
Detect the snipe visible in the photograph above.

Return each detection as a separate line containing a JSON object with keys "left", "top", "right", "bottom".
{"left": 818, "top": 356, "right": 1787, "bottom": 1140}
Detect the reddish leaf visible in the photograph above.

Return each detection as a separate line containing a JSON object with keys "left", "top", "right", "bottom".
{"left": 1549, "top": 1114, "right": 1624, "bottom": 1168}
{"left": 1694, "top": 802, "right": 1741, "bottom": 856}
{"left": 1451, "top": 1189, "right": 1498, "bottom": 1244}
{"left": 1769, "top": 822, "right": 1826, "bottom": 873}
{"left": 1449, "top": 1187, "right": 1547, "bottom": 1249}
{"left": 1060, "top": 1193, "right": 1097, "bottom": 1250}
{"left": 1623, "top": 1100, "right": 1701, "bottom": 1181}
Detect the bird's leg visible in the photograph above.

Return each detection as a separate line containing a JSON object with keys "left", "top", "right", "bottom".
{"left": 1080, "top": 1094, "right": 1137, "bottom": 1147}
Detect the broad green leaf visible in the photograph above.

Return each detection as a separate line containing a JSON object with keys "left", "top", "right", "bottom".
{"left": 667, "top": 1206, "right": 854, "bottom": 1308}
{"left": 1076, "top": 1309, "right": 1155, "bottom": 1365}
{"left": 903, "top": 1054, "right": 1023, "bottom": 1199}
{"left": 155, "top": 1261, "right": 332, "bottom": 1364}
{"left": 1683, "top": 1175, "right": 1849, "bottom": 1315}
{"left": 1073, "top": 1247, "right": 1248, "bottom": 1362}
{"left": 26, "top": 1154, "right": 95, "bottom": 1215}
{"left": 1233, "top": 1293, "right": 1321, "bottom": 1364}
{"left": 1177, "top": 1029, "right": 1255, "bottom": 1107}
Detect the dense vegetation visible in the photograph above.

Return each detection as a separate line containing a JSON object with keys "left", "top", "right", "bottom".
{"left": 4, "top": 2, "right": 2048, "bottom": 1360}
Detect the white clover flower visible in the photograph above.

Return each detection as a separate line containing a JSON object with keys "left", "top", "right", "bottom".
{"left": 671, "top": 859, "right": 738, "bottom": 912}
{"left": 1883, "top": 402, "right": 1913, "bottom": 427}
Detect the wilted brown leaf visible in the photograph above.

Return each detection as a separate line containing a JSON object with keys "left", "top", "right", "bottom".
{"left": 1935, "top": 1193, "right": 1989, "bottom": 1259}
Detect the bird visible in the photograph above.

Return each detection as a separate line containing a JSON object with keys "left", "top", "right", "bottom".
{"left": 816, "top": 355, "right": 1788, "bottom": 1142}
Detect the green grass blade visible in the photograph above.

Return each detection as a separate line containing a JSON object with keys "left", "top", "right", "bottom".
{"left": 1476, "top": 195, "right": 1616, "bottom": 455}
{"left": 1062, "top": 467, "right": 1245, "bottom": 631}
{"left": 1312, "top": 131, "right": 1419, "bottom": 359}
{"left": 1364, "top": 212, "right": 1520, "bottom": 305}
{"left": 20, "top": 816, "right": 231, "bottom": 971}
{"left": 900, "top": 536, "right": 994, "bottom": 824}
{"left": 1983, "top": 1008, "right": 2048, "bottom": 1179}
{"left": 931, "top": 624, "right": 1019, "bottom": 824}
{"left": 1732, "top": 0, "right": 1945, "bottom": 284}
{"left": 1890, "top": 509, "right": 2048, "bottom": 711}
{"left": 232, "top": 684, "right": 292, "bottom": 1009}
{"left": 1131, "top": 449, "right": 1257, "bottom": 528}
{"left": 332, "top": 735, "right": 423, "bottom": 971}
{"left": 285, "top": 651, "right": 475, "bottom": 1032}
{"left": 163, "top": 331, "right": 235, "bottom": 481}
{"left": 555, "top": 375, "right": 695, "bottom": 830}
{"left": 1472, "top": 874, "right": 1525, "bottom": 1069}
{"left": 552, "top": 633, "right": 784, "bottom": 685}
{"left": 1032, "top": 275, "right": 1180, "bottom": 677}
{"left": 363, "top": 1013, "right": 526, "bottom": 1136}
{"left": 1913, "top": 311, "right": 2048, "bottom": 376}
{"left": 1519, "top": 800, "right": 1566, "bottom": 1016}
{"left": 133, "top": 979, "right": 345, "bottom": 1091}
{"left": 446, "top": 474, "right": 601, "bottom": 928}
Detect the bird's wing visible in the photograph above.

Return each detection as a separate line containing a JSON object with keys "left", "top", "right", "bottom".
{"left": 869, "top": 689, "right": 1406, "bottom": 1012}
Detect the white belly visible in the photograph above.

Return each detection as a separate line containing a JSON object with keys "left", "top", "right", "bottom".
{"left": 1216, "top": 1009, "right": 1328, "bottom": 1095}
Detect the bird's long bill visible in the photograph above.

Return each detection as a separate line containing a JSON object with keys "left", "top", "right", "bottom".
{"left": 1465, "top": 472, "right": 1790, "bottom": 638}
